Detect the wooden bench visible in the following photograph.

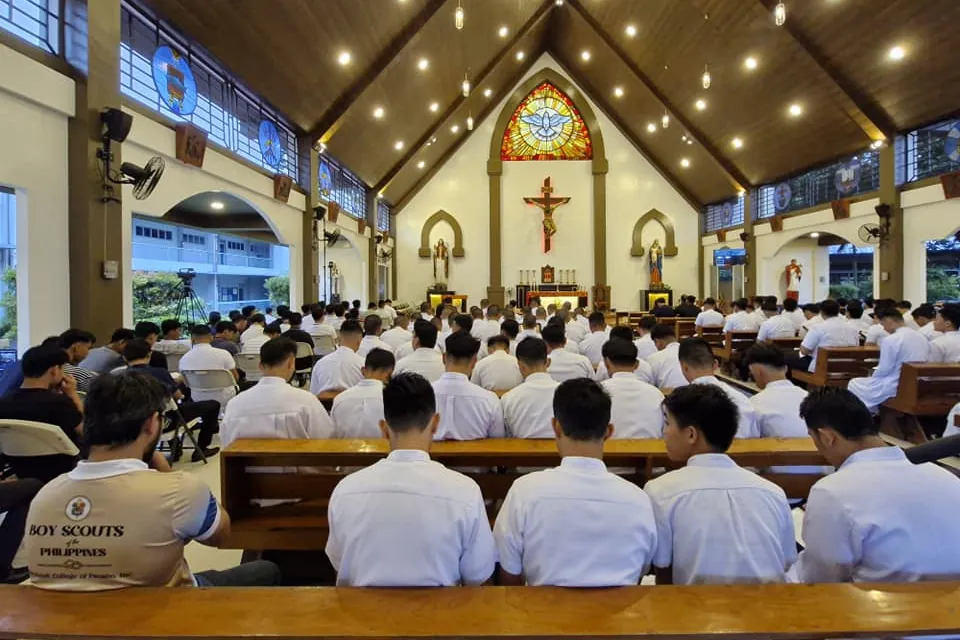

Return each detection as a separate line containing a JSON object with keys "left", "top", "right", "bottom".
{"left": 880, "top": 363, "right": 960, "bottom": 443}
{"left": 711, "top": 331, "right": 758, "bottom": 374}
{"left": 676, "top": 318, "right": 696, "bottom": 339}
{"left": 2, "top": 583, "right": 960, "bottom": 639}
{"left": 769, "top": 336, "right": 802, "bottom": 352}
{"left": 791, "top": 346, "right": 880, "bottom": 388}
{"left": 221, "top": 438, "right": 827, "bottom": 551}
{"left": 697, "top": 324, "right": 724, "bottom": 348}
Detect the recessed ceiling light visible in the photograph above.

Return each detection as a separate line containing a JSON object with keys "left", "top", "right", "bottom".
{"left": 625, "top": 24, "right": 637, "bottom": 37}
{"left": 431, "top": 137, "right": 437, "bottom": 143}
{"left": 394, "top": 140, "right": 404, "bottom": 150}
{"left": 870, "top": 139, "right": 885, "bottom": 149}
{"left": 516, "top": 51, "right": 525, "bottom": 61}
{"left": 337, "top": 51, "right": 351, "bottom": 66}
{"left": 646, "top": 123, "right": 657, "bottom": 133}
{"left": 788, "top": 103, "right": 803, "bottom": 117}
{"left": 731, "top": 137, "right": 743, "bottom": 149}
{"left": 686, "top": 139, "right": 693, "bottom": 145}
{"left": 680, "top": 158, "right": 691, "bottom": 168}
{"left": 744, "top": 56, "right": 758, "bottom": 70}
{"left": 498, "top": 25, "right": 508, "bottom": 38}
{"left": 554, "top": 0, "right": 563, "bottom": 5}
{"left": 210, "top": 201, "right": 224, "bottom": 211}
{"left": 810, "top": 232, "right": 820, "bottom": 238}
{"left": 483, "top": 88, "right": 493, "bottom": 98}
{"left": 888, "top": 45, "right": 905, "bottom": 61}
{"left": 451, "top": 124, "right": 460, "bottom": 133}
{"left": 580, "top": 50, "right": 591, "bottom": 62}
{"left": 373, "top": 106, "right": 385, "bottom": 119}
{"left": 695, "top": 99, "right": 706, "bottom": 111}
{"left": 429, "top": 102, "right": 439, "bottom": 112}
{"left": 613, "top": 86, "right": 624, "bottom": 98}
{"left": 417, "top": 161, "right": 426, "bottom": 169}
{"left": 417, "top": 58, "right": 429, "bottom": 71}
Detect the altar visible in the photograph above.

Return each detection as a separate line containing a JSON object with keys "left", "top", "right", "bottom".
{"left": 517, "top": 284, "right": 588, "bottom": 309}
{"left": 427, "top": 291, "right": 468, "bottom": 312}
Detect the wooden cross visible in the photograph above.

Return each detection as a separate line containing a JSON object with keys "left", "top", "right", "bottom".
{"left": 523, "top": 176, "right": 570, "bottom": 253}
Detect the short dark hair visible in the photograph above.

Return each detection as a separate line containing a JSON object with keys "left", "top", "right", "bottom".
{"left": 835, "top": 297, "right": 848, "bottom": 308}
{"left": 215, "top": 320, "right": 237, "bottom": 334}
{"left": 487, "top": 335, "right": 510, "bottom": 351}
{"left": 938, "top": 303, "right": 960, "bottom": 328}
{"left": 445, "top": 332, "right": 480, "bottom": 360}
{"left": 382, "top": 372, "right": 436, "bottom": 433}
{"left": 799, "top": 387, "right": 877, "bottom": 439}
{"left": 677, "top": 337, "right": 715, "bottom": 368}
{"left": 83, "top": 371, "right": 169, "bottom": 448}
{"left": 413, "top": 319, "right": 438, "bottom": 349}
{"left": 704, "top": 297, "right": 717, "bottom": 306}
{"left": 22, "top": 345, "right": 69, "bottom": 378}
{"left": 820, "top": 299, "right": 841, "bottom": 317}
{"left": 264, "top": 321, "right": 283, "bottom": 336}
{"left": 897, "top": 300, "right": 912, "bottom": 310}
{"left": 761, "top": 302, "right": 778, "bottom": 313}
{"left": 650, "top": 323, "right": 677, "bottom": 341}
{"left": 301, "top": 304, "right": 312, "bottom": 314}
{"left": 639, "top": 316, "right": 657, "bottom": 331}
{"left": 733, "top": 298, "right": 749, "bottom": 311}
{"left": 134, "top": 321, "right": 159, "bottom": 340}
{"left": 516, "top": 336, "right": 547, "bottom": 366}
{"left": 663, "top": 384, "right": 739, "bottom": 451}
{"left": 160, "top": 319, "right": 181, "bottom": 335}
{"left": 609, "top": 326, "right": 634, "bottom": 342}
{"left": 522, "top": 314, "right": 537, "bottom": 329}
{"left": 783, "top": 298, "right": 798, "bottom": 312}
{"left": 228, "top": 310, "right": 242, "bottom": 321}
{"left": 242, "top": 305, "right": 256, "bottom": 317}
{"left": 913, "top": 304, "right": 937, "bottom": 320}
{"left": 876, "top": 307, "right": 904, "bottom": 322}
{"left": 846, "top": 302, "right": 863, "bottom": 319}
{"left": 249, "top": 313, "right": 266, "bottom": 325}
{"left": 864, "top": 296, "right": 875, "bottom": 307}
{"left": 363, "top": 314, "right": 383, "bottom": 335}
{"left": 588, "top": 312, "right": 605, "bottom": 327}
{"left": 540, "top": 324, "right": 566, "bottom": 346}
{"left": 743, "top": 343, "right": 786, "bottom": 369}
{"left": 190, "top": 324, "right": 212, "bottom": 337}
{"left": 453, "top": 314, "right": 473, "bottom": 332}
{"left": 501, "top": 319, "right": 519, "bottom": 340}
{"left": 312, "top": 306, "right": 325, "bottom": 321}
{"left": 654, "top": 298, "right": 666, "bottom": 306}
{"left": 602, "top": 338, "right": 638, "bottom": 367}
{"left": 122, "top": 338, "right": 153, "bottom": 362}
{"left": 365, "top": 348, "right": 396, "bottom": 372}
{"left": 289, "top": 312, "right": 303, "bottom": 325}
{"left": 553, "top": 379, "right": 611, "bottom": 441}
{"left": 765, "top": 296, "right": 777, "bottom": 305}
{"left": 111, "top": 328, "right": 136, "bottom": 343}
{"left": 59, "top": 329, "right": 96, "bottom": 350}
{"left": 208, "top": 311, "right": 222, "bottom": 325}
{"left": 802, "top": 303, "right": 821, "bottom": 315}
{"left": 340, "top": 319, "right": 362, "bottom": 336}
{"left": 260, "top": 337, "right": 297, "bottom": 366}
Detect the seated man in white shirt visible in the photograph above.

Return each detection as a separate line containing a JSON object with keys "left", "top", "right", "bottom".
{"left": 494, "top": 378, "right": 658, "bottom": 587}
{"left": 241, "top": 320, "right": 279, "bottom": 355}
{"left": 848, "top": 308, "right": 930, "bottom": 413}
{"left": 756, "top": 302, "right": 798, "bottom": 342}
{"left": 332, "top": 348, "right": 395, "bottom": 439}
{"left": 307, "top": 306, "right": 339, "bottom": 349}
{"left": 781, "top": 298, "right": 805, "bottom": 333}
{"left": 743, "top": 344, "right": 808, "bottom": 438}
{"left": 678, "top": 337, "right": 759, "bottom": 438}
{"left": 380, "top": 313, "right": 412, "bottom": 351}
{"left": 896, "top": 300, "right": 918, "bottom": 330}
{"left": 863, "top": 300, "right": 896, "bottom": 346}
{"left": 499, "top": 318, "right": 520, "bottom": 356}
{"left": 722, "top": 298, "right": 760, "bottom": 333}
{"left": 600, "top": 339, "right": 665, "bottom": 438}
{"left": 694, "top": 297, "right": 725, "bottom": 330}
{"left": 595, "top": 326, "right": 654, "bottom": 384}
{"left": 792, "top": 388, "right": 960, "bottom": 583}
{"left": 797, "top": 303, "right": 823, "bottom": 339}
{"left": 239, "top": 314, "right": 266, "bottom": 348}
{"left": 930, "top": 303, "right": 960, "bottom": 363}
{"left": 432, "top": 332, "right": 503, "bottom": 440}
{"left": 534, "top": 307, "right": 547, "bottom": 329}
{"left": 913, "top": 303, "right": 942, "bottom": 340}
{"left": 516, "top": 314, "right": 541, "bottom": 344}
{"left": 501, "top": 338, "right": 560, "bottom": 438}
{"left": 543, "top": 324, "right": 594, "bottom": 382}
{"left": 632, "top": 316, "right": 659, "bottom": 360}
{"left": 394, "top": 320, "right": 445, "bottom": 382}
{"left": 579, "top": 312, "right": 610, "bottom": 367}
{"left": 310, "top": 319, "right": 365, "bottom": 394}
{"left": 646, "top": 324, "right": 688, "bottom": 391}
{"left": 792, "top": 299, "right": 859, "bottom": 373}
{"left": 845, "top": 301, "right": 864, "bottom": 329}
{"left": 178, "top": 324, "right": 239, "bottom": 408}
{"left": 471, "top": 335, "right": 523, "bottom": 392}
{"left": 357, "top": 314, "right": 394, "bottom": 358}
{"left": 222, "top": 337, "right": 334, "bottom": 448}
{"left": 325, "top": 373, "right": 496, "bottom": 586}
{"left": 152, "top": 319, "right": 189, "bottom": 357}
{"left": 470, "top": 305, "right": 501, "bottom": 343}
{"left": 559, "top": 309, "right": 587, "bottom": 344}
{"left": 644, "top": 384, "right": 796, "bottom": 585}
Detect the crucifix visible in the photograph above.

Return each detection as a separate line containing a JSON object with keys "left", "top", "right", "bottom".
{"left": 524, "top": 176, "right": 570, "bottom": 253}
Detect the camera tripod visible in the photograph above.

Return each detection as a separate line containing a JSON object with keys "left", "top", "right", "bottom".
{"left": 172, "top": 270, "right": 207, "bottom": 330}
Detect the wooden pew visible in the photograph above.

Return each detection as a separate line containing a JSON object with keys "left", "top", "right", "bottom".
{"left": 221, "top": 438, "right": 827, "bottom": 551}
{"left": 711, "top": 331, "right": 758, "bottom": 374}
{"left": 676, "top": 318, "right": 696, "bottom": 339}
{"left": 880, "top": 363, "right": 960, "bottom": 443}
{"left": 3, "top": 583, "right": 960, "bottom": 639}
{"left": 316, "top": 390, "right": 341, "bottom": 412}
{"left": 697, "top": 324, "right": 724, "bottom": 348}
{"left": 792, "top": 346, "right": 880, "bottom": 388}
{"left": 769, "top": 336, "right": 802, "bottom": 352}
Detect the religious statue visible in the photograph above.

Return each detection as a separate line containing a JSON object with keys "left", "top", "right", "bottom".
{"left": 649, "top": 239, "right": 663, "bottom": 287}
{"left": 433, "top": 238, "right": 449, "bottom": 282}
{"left": 524, "top": 177, "right": 570, "bottom": 253}
{"left": 785, "top": 259, "right": 803, "bottom": 300}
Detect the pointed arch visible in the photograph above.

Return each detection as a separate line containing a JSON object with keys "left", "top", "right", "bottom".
{"left": 418, "top": 209, "right": 465, "bottom": 258}
{"left": 500, "top": 81, "right": 592, "bottom": 161}
{"left": 631, "top": 209, "right": 679, "bottom": 257}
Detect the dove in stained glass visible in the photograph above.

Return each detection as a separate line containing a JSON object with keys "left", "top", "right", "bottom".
{"left": 520, "top": 107, "right": 572, "bottom": 141}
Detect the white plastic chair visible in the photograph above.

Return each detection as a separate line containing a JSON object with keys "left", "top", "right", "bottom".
{"left": 181, "top": 369, "right": 238, "bottom": 393}
{"left": 0, "top": 420, "right": 80, "bottom": 457}
{"left": 313, "top": 334, "right": 337, "bottom": 357}
{"left": 165, "top": 353, "right": 184, "bottom": 372}
{"left": 235, "top": 354, "right": 262, "bottom": 382}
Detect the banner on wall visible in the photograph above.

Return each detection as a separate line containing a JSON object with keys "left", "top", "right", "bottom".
{"left": 773, "top": 183, "right": 792, "bottom": 212}
{"left": 151, "top": 45, "right": 197, "bottom": 116}
{"left": 834, "top": 157, "right": 861, "bottom": 196}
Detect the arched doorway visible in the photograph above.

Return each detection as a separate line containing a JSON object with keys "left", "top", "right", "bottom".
{"left": 765, "top": 231, "right": 873, "bottom": 303}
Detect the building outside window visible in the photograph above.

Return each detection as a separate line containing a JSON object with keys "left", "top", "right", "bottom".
{"left": 0, "top": 187, "right": 18, "bottom": 370}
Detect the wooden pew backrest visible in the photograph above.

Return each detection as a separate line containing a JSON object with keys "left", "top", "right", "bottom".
{"left": 793, "top": 346, "right": 880, "bottom": 388}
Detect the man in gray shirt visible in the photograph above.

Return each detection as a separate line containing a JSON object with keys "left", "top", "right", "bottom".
{"left": 211, "top": 321, "right": 240, "bottom": 356}
{"left": 79, "top": 328, "right": 135, "bottom": 374}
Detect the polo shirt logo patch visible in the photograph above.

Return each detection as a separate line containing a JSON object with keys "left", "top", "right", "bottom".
{"left": 65, "top": 496, "right": 92, "bottom": 521}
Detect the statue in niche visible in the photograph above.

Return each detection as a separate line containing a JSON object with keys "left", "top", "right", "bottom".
{"left": 785, "top": 259, "right": 803, "bottom": 300}
{"left": 433, "top": 238, "right": 449, "bottom": 283}
{"left": 649, "top": 239, "right": 664, "bottom": 287}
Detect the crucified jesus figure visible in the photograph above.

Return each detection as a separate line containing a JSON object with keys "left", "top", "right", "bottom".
{"left": 524, "top": 176, "right": 570, "bottom": 253}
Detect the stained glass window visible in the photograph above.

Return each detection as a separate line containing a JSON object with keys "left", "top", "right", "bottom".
{"left": 501, "top": 82, "right": 592, "bottom": 161}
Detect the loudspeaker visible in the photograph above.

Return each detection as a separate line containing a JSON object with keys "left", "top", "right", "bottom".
{"left": 100, "top": 108, "right": 133, "bottom": 143}
{"left": 313, "top": 204, "right": 327, "bottom": 221}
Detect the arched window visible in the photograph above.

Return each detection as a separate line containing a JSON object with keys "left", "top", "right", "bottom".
{"left": 500, "top": 82, "right": 592, "bottom": 161}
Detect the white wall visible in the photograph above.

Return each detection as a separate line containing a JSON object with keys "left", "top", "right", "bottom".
{"left": 0, "top": 44, "right": 74, "bottom": 352}
{"left": 902, "top": 184, "right": 960, "bottom": 303}
{"left": 396, "top": 54, "right": 700, "bottom": 309}
{"left": 324, "top": 236, "right": 365, "bottom": 303}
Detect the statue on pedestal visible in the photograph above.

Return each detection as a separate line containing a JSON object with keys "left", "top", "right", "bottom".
{"left": 785, "top": 259, "right": 803, "bottom": 300}
{"left": 433, "top": 238, "right": 449, "bottom": 283}
{"left": 649, "top": 239, "right": 664, "bottom": 287}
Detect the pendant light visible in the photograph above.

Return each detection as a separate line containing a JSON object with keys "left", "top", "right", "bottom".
{"left": 461, "top": 72, "right": 471, "bottom": 97}
{"left": 467, "top": 112, "right": 474, "bottom": 131}
{"left": 774, "top": 2, "right": 786, "bottom": 26}
{"left": 661, "top": 111, "right": 670, "bottom": 129}
{"left": 455, "top": 0, "right": 464, "bottom": 30}
{"left": 701, "top": 64, "right": 711, "bottom": 90}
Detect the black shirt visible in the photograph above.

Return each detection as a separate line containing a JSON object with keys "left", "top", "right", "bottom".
{"left": 674, "top": 304, "right": 701, "bottom": 318}
{"left": 284, "top": 328, "right": 315, "bottom": 370}
{"left": 652, "top": 306, "right": 677, "bottom": 318}
{"left": 149, "top": 351, "right": 168, "bottom": 370}
{"left": 127, "top": 364, "right": 177, "bottom": 394}
{"left": 0, "top": 388, "right": 82, "bottom": 481}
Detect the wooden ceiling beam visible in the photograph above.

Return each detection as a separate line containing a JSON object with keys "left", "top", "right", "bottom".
{"left": 310, "top": 0, "right": 448, "bottom": 144}
{"left": 757, "top": 0, "right": 897, "bottom": 141}
{"left": 374, "top": 0, "right": 554, "bottom": 195}
{"left": 567, "top": 0, "right": 750, "bottom": 194}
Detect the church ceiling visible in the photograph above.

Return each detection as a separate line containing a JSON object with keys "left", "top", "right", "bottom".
{"left": 139, "top": 0, "right": 960, "bottom": 209}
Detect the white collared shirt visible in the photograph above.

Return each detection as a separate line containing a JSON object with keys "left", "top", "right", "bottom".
{"left": 595, "top": 358, "right": 654, "bottom": 385}
{"left": 690, "top": 375, "right": 759, "bottom": 438}
{"left": 331, "top": 379, "right": 385, "bottom": 439}
{"left": 152, "top": 339, "right": 189, "bottom": 356}
{"left": 471, "top": 319, "right": 501, "bottom": 342}
{"left": 179, "top": 343, "right": 237, "bottom": 407}
{"left": 757, "top": 315, "right": 798, "bottom": 342}
{"left": 793, "top": 447, "right": 960, "bottom": 583}
{"left": 602, "top": 373, "right": 665, "bottom": 438}
{"left": 357, "top": 335, "right": 394, "bottom": 358}
{"left": 239, "top": 324, "right": 264, "bottom": 346}
{"left": 394, "top": 348, "right": 445, "bottom": 382}
{"left": 308, "top": 319, "right": 338, "bottom": 342}
{"left": 310, "top": 346, "right": 364, "bottom": 394}
{"left": 647, "top": 342, "right": 688, "bottom": 390}
{"left": 930, "top": 331, "right": 960, "bottom": 363}
{"left": 750, "top": 380, "right": 808, "bottom": 438}
{"left": 798, "top": 313, "right": 824, "bottom": 339}
{"left": 240, "top": 334, "right": 271, "bottom": 355}
{"left": 783, "top": 308, "right": 806, "bottom": 331}
{"left": 695, "top": 309, "right": 725, "bottom": 328}
{"left": 221, "top": 376, "right": 333, "bottom": 448}
{"left": 325, "top": 449, "right": 496, "bottom": 587}
{"left": 470, "top": 350, "right": 523, "bottom": 392}
{"left": 723, "top": 311, "right": 761, "bottom": 333}
{"left": 919, "top": 322, "right": 943, "bottom": 340}
{"left": 800, "top": 316, "right": 861, "bottom": 371}
{"left": 644, "top": 453, "right": 796, "bottom": 585}
{"left": 494, "top": 457, "right": 658, "bottom": 586}
{"left": 432, "top": 372, "right": 504, "bottom": 440}
{"left": 516, "top": 328, "right": 540, "bottom": 344}
{"left": 546, "top": 348, "right": 595, "bottom": 382}
{"left": 501, "top": 372, "right": 559, "bottom": 439}
{"left": 579, "top": 330, "right": 609, "bottom": 366}
{"left": 380, "top": 326, "right": 413, "bottom": 350}
{"left": 634, "top": 334, "right": 658, "bottom": 360}
{"left": 863, "top": 323, "right": 888, "bottom": 346}
{"left": 564, "top": 321, "right": 587, "bottom": 344}
{"left": 848, "top": 326, "right": 930, "bottom": 412}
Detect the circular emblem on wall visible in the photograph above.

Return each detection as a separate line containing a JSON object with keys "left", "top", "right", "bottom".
{"left": 151, "top": 45, "right": 197, "bottom": 116}
{"left": 721, "top": 202, "right": 734, "bottom": 226}
{"left": 318, "top": 160, "right": 333, "bottom": 199}
{"left": 258, "top": 120, "right": 283, "bottom": 170}
{"left": 945, "top": 125, "right": 960, "bottom": 162}
{"left": 834, "top": 156, "right": 862, "bottom": 196}
{"left": 65, "top": 496, "right": 92, "bottom": 522}
{"left": 774, "top": 182, "right": 792, "bottom": 212}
